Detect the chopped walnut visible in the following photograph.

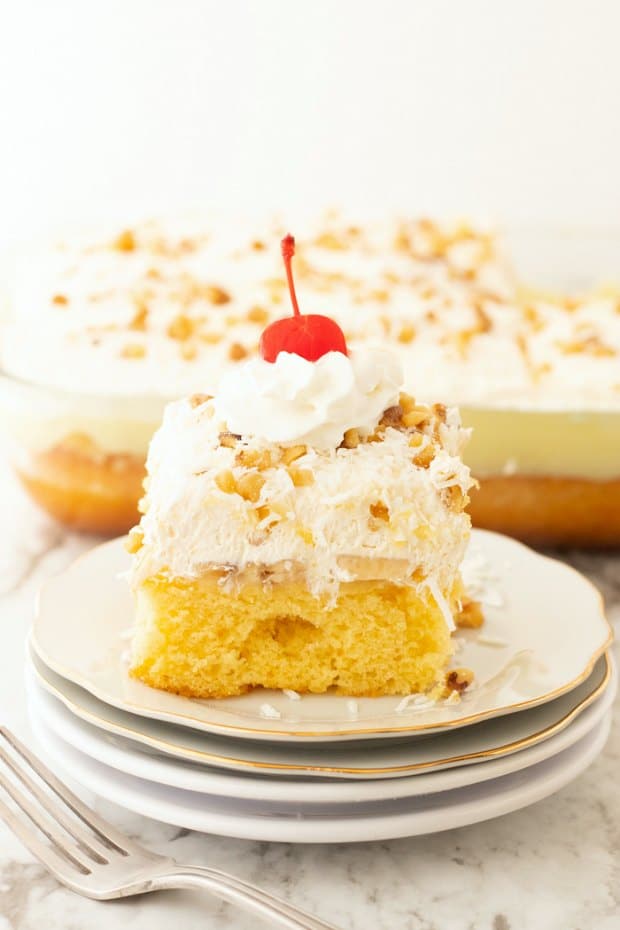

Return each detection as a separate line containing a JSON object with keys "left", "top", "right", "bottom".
{"left": 219, "top": 431, "right": 240, "bottom": 448}
{"left": 340, "top": 428, "right": 360, "bottom": 449}
{"left": 246, "top": 306, "right": 269, "bottom": 324}
{"left": 287, "top": 467, "right": 314, "bottom": 487}
{"left": 52, "top": 294, "right": 69, "bottom": 306}
{"left": 228, "top": 342, "right": 247, "bottom": 361}
{"left": 281, "top": 444, "right": 307, "bottom": 465}
{"left": 369, "top": 501, "right": 390, "bottom": 521}
{"left": 412, "top": 442, "right": 435, "bottom": 468}
{"left": 380, "top": 405, "right": 403, "bottom": 428}
{"left": 114, "top": 229, "right": 136, "bottom": 252}
{"left": 125, "top": 528, "right": 144, "bottom": 554}
{"left": 189, "top": 393, "right": 212, "bottom": 408}
{"left": 167, "top": 314, "right": 195, "bottom": 341}
{"left": 201, "top": 332, "right": 223, "bottom": 344}
{"left": 397, "top": 324, "right": 416, "bottom": 344}
{"left": 215, "top": 470, "right": 237, "bottom": 494}
{"left": 473, "top": 301, "right": 493, "bottom": 333}
{"left": 443, "top": 485, "right": 468, "bottom": 512}
{"left": 398, "top": 392, "right": 416, "bottom": 412}
{"left": 120, "top": 343, "right": 145, "bottom": 359}
{"left": 522, "top": 304, "right": 544, "bottom": 331}
{"left": 205, "top": 285, "right": 231, "bottom": 305}
{"left": 456, "top": 599, "right": 484, "bottom": 629}
{"left": 445, "top": 667, "right": 474, "bottom": 694}
{"left": 236, "top": 470, "right": 266, "bottom": 503}
{"left": 557, "top": 335, "right": 615, "bottom": 357}
{"left": 251, "top": 239, "right": 266, "bottom": 251}
{"left": 403, "top": 407, "right": 430, "bottom": 428}
{"left": 432, "top": 403, "right": 447, "bottom": 423}
{"left": 236, "top": 448, "right": 274, "bottom": 469}
{"left": 129, "top": 302, "right": 149, "bottom": 331}
{"left": 315, "top": 231, "right": 346, "bottom": 250}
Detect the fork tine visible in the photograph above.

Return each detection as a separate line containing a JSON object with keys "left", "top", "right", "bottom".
{"left": 0, "top": 728, "right": 135, "bottom": 857}
{"left": 0, "top": 742, "right": 107, "bottom": 865}
{"left": 0, "top": 770, "right": 92, "bottom": 873}
{"left": 0, "top": 796, "right": 87, "bottom": 879}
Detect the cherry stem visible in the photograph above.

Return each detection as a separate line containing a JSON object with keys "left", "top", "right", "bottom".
{"left": 281, "top": 234, "right": 301, "bottom": 317}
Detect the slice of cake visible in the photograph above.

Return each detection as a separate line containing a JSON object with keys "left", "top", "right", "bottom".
{"left": 127, "top": 236, "right": 476, "bottom": 698}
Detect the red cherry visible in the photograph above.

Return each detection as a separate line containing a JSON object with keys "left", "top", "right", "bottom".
{"left": 259, "top": 234, "right": 348, "bottom": 363}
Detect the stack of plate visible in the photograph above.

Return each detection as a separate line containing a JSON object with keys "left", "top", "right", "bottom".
{"left": 27, "top": 530, "right": 614, "bottom": 843}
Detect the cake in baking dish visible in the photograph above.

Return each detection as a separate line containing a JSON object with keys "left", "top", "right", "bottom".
{"left": 127, "top": 237, "right": 477, "bottom": 698}
{"left": 6, "top": 213, "right": 617, "bottom": 545}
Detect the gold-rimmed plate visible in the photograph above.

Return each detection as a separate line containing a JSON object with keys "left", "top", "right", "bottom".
{"left": 30, "top": 529, "right": 613, "bottom": 743}
{"left": 27, "top": 646, "right": 614, "bottom": 780}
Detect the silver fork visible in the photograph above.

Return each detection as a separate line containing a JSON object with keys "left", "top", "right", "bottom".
{"left": 0, "top": 727, "right": 341, "bottom": 929}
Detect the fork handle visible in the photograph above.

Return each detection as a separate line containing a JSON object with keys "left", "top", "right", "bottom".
{"left": 152, "top": 865, "right": 341, "bottom": 930}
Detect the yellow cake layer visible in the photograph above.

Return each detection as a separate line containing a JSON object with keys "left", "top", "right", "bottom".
{"left": 130, "top": 574, "right": 454, "bottom": 698}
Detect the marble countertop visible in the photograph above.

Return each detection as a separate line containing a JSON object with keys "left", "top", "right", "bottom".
{"left": 0, "top": 462, "right": 618, "bottom": 930}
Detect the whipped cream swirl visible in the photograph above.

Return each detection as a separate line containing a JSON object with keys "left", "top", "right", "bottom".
{"left": 215, "top": 348, "right": 403, "bottom": 448}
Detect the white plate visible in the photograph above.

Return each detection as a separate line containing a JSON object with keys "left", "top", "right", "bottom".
{"left": 26, "top": 658, "right": 616, "bottom": 804}
{"left": 29, "top": 711, "right": 612, "bottom": 843}
{"left": 28, "top": 646, "right": 613, "bottom": 779}
{"left": 30, "top": 530, "right": 612, "bottom": 742}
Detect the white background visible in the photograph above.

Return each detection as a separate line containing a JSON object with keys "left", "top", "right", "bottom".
{"left": 1, "top": 0, "right": 619, "bottom": 247}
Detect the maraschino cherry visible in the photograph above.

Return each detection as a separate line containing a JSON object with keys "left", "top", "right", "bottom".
{"left": 259, "top": 234, "right": 348, "bottom": 363}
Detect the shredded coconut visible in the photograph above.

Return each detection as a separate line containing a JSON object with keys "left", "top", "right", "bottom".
{"left": 282, "top": 689, "right": 301, "bottom": 701}
{"left": 395, "top": 693, "right": 435, "bottom": 713}
{"left": 461, "top": 551, "right": 505, "bottom": 607}
{"left": 426, "top": 576, "right": 456, "bottom": 631}
{"left": 259, "top": 703, "right": 281, "bottom": 719}
{"left": 476, "top": 634, "right": 509, "bottom": 648}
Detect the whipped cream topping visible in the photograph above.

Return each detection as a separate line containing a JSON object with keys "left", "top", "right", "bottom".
{"left": 214, "top": 348, "right": 402, "bottom": 449}
{"left": 131, "top": 391, "right": 473, "bottom": 599}
{"left": 4, "top": 213, "right": 618, "bottom": 411}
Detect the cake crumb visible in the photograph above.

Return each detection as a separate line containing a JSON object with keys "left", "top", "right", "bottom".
{"left": 456, "top": 599, "right": 484, "bottom": 629}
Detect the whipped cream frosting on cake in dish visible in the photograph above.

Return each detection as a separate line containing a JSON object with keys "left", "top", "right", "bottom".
{"left": 1, "top": 214, "right": 619, "bottom": 543}
{"left": 128, "top": 235, "right": 478, "bottom": 699}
